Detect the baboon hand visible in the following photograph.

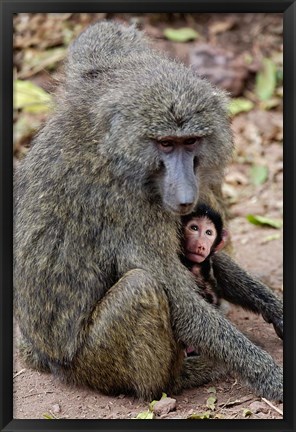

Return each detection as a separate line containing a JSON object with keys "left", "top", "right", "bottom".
{"left": 262, "top": 311, "right": 283, "bottom": 340}
{"left": 272, "top": 317, "right": 283, "bottom": 340}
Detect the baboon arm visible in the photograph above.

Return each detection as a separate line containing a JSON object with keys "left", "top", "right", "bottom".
{"left": 211, "top": 252, "right": 283, "bottom": 339}
{"left": 163, "top": 271, "right": 282, "bottom": 401}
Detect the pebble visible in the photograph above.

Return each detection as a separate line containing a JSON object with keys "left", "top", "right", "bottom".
{"left": 52, "top": 404, "right": 61, "bottom": 414}
{"left": 153, "top": 397, "right": 177, "bottom": 416}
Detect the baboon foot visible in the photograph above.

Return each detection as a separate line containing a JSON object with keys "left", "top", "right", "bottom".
{"left": 18, "top": 337, "right": 50, "bottom": 373}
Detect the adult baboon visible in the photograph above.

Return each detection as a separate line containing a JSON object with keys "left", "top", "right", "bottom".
{"left": 14, "top": 21, "right": 283, "bottom": 401}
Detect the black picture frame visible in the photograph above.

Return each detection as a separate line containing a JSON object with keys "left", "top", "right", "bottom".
{"left": 1, "top": 1, "right": 295, "bottom": 431}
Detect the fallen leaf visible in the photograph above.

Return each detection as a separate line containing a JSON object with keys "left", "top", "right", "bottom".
{"left": 229, "top": 98, "right": 254, "bottom": 116}
{"left": 255, "top": 58, "right": 277, "bottom": 101}
{"left": 188, "top": 411, "right": 212, "bottom": 419}
{"left": 246, "top": 214, "right": 283, "bottom": 229}
{"left": 250, "top": 164, "right": 269, "bottom": 185}
{"left": 243, "top": 408, "right": 253, "bottom": 417}
{"left": 14, "top": 80, "right": 52, "bottom": 113}
{"left": 207, "top": 386, "right": 217, "bottom": 394}
{"left": 43, "top": 413, "right": 54, "bottom": 419}
{"left": 135, "top": 410, "right": 154, "bottom": 419}
{"left": 163, "top": 27, "right": 199, "bottom": 42}
{"left": 261, "top": 233, "right": 281, "bottom": 243}
{"left": 135, "top": 392, "right": 169, "bottom": 418}
{"left": 206, "top": 395, "right": 217, "bottom": 411}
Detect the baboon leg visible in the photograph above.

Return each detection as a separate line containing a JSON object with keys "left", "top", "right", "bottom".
{"left": 170, "top": 355, "right": 226, "bottom": 394}
{"left": 20, "top": 268, "right": 225, "bottom": 399}
{"left": 58, "top": 269, "right": 185, "bottom": 400}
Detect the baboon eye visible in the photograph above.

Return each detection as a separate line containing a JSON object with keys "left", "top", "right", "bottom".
{"left": 184, "top": 138, "right": 197, "bottom": 145}
{"left": 206, "top": 229, "right": 213, "bottom": 236}
{"left": 157, "top": 140, "right": 174, "bottom": 153}
{"left": 190, "top": 225, "right": 199, "bottom": 231}
{"left": 160, "top": 140, "right": 173, "bottom": 147}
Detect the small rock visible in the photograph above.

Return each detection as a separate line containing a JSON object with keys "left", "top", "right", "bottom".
{"left": 52, "top": 403, "right": 61, "bottom": 414}
{"left": 153, "top": 397, "right": 177, "bottom": 416}
{"left": 249, "top": 401, "right": 269, "bottom": 414}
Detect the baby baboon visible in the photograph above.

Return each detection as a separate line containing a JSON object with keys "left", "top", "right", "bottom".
{"left": 181, "top": 203, "right": 226, "bottom": 357}
{"left": 181, "top": 203, "right": 227, "bottom": 307}
{"left": 14, "top": 21, "right": 283, "bottom": 401}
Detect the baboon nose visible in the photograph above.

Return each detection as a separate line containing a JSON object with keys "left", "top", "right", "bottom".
{"left": 179, "top": 202, "right": 194, "bottom": 214}
{"left": 180, "top": 202, "right": 194, "bottom": 207}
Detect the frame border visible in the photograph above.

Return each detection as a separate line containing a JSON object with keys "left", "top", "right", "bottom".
{"left": 1, "top": 1, "right": 295, "bottom": 431}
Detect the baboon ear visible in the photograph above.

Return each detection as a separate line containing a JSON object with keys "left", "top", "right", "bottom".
{"left": 82, "top": 69, "right": 104, "bottom": 80}
{"left": 214, "top": 229, "right": 228, "bottom": 253}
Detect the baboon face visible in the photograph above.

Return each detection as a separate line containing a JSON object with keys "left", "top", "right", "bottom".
{"left": 183, "top": 216, "right": 218, "bottom": 263}
{"left": 182, "top": 204, "right": 228, "bottom": 262}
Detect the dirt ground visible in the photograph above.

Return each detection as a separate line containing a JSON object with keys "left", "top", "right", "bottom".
{"left": 13, "top": 13, "right": 283, "bottom": 421}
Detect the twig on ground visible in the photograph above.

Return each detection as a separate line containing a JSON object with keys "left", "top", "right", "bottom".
{"left": 13, "top": 369, "right": 26, "bottom": 379}
{"left": 261, "top": 397, "right": 283, "bottom": 416}
{"left": 219, "top": 395, "right": 254, "bottom": 409}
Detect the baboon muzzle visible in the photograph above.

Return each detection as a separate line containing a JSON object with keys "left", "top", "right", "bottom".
{"left": 162, "top": 151, "right": 199, "bottom": 215}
